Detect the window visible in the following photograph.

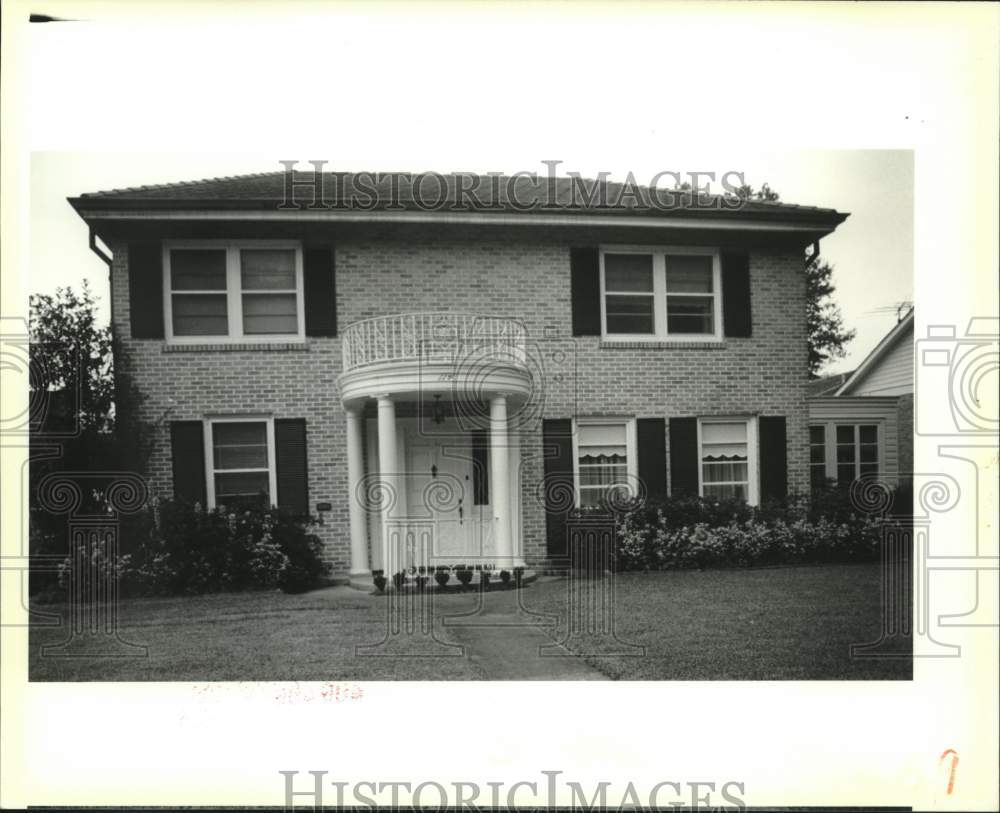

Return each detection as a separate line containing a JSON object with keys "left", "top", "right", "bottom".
{"left": 205, "top": 417, "right": 277, "bottom": 509}
{"left": 600, "top": 247, "right": 722, "bottom": 340}
{"left": 809, "top": 424, "right": 828, "bottom": 489}
{"left": 573, "top": 418, "right": 637, "bottom": 508}
{"left": 835, "top": 423, "right": 879, "bottom": 484}
{"left": 165, "top": 243, "right": 304, "bottom": 342}
{"left": 698, "top": 417, "right": 759, "bottom": 504}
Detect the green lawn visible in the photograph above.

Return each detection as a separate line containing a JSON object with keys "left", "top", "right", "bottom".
{"left": 519, "top": 564, "right": 912, "bottom": 680}
{"left": 29, "top": 563, "right": 910, "bottom": 681}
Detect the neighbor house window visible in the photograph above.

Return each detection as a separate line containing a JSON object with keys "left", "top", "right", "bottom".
{"left": 835, "top": 423, "right": 879, "bottom": 484}
{"left": 573, "top": 417, "right": 637, "bottom": 508}
{"left": 809, "top": 424, "right": 828, "bottom": 489}
{"left": 165, "top": 243, "right": 304, "bottom": 341}
{"left": 600, "top": 247, "right": 722, "bottom": 339}
{"left": 698, "top": 417, "right": 759, "bottom": 504}
{"left": 205, "top": 417, "right": 277, "bottom": 509}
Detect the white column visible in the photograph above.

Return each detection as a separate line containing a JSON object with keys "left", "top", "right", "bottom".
{"left": 509, "top": 422, "right": 525, "bottom": 568}
{"left": 490, "top": 394, "right": 513, "bottom": 569}
{"left": 376, "top": 396, "right": 398, "bottom": 576}
{"left": 345, "top": 407, "right": 370, "bottom": 577}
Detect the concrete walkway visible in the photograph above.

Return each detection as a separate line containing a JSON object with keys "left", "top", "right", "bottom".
{"left": 440, "top": 585, "right": 607, "bottom": 680}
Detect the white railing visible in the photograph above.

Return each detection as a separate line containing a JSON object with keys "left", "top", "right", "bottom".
{"left": 341, "top": 312, "right": 528, "bottom": 372}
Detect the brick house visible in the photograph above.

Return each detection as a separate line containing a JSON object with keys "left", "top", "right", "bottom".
{"left": 69, "top": 172, "right": 849, "bottom": 582}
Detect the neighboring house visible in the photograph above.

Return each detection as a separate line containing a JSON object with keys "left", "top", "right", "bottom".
{"left": 69, "top": 173, "right": 849, "bottom": 581}
{"left": 807, "top": 308, "right": 914, "bottom": 490}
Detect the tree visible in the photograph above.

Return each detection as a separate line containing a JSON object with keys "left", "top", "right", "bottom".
{"left": 734, "top": 183, "right": 855, "bottom": 376}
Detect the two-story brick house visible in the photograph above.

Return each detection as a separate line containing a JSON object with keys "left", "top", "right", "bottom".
{"left": 69, "top": 172, "right": 848, "bottom": 584}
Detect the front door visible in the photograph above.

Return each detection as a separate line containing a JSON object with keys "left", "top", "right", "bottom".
{"left": 404, "top": 433, "right": 494, "bottom": 565}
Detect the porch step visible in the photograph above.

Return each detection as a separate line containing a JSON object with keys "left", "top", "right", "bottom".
{"left": 348, "top": 569, "right": 538, "bottom": 594}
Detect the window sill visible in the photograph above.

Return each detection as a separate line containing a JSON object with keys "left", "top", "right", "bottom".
{"left": 162, "top": 341, "right": 310, "bottom": 353}
{"left": 600, "top": 339, "right": 726, "bottom": 350}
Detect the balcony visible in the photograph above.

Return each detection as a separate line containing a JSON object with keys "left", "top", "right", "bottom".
{"left": 338, "top": 312, "right": 532, "bottom": 404}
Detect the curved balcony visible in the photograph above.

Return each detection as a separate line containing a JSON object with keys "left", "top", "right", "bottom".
{"left": 338, "top": 312, "right": 532, "bottom": 405}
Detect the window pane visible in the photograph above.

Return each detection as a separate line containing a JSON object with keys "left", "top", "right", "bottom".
{"left": 667, "top": 296, "right": 713, "bottom": 334}
{"left": 665, "top": 254, "right": 713, "bottom": 293}
{"left": 811, "top": 465, "right": 827, "bottom": 489}
{"left": 704, "top": 483, "right": 746, "bottom": 501}
{"left": 578, "top": 488, "right": 604, "bottom": 508}
{"left": 605, "top": 295, "right": 654, "bottom": 334}
{"left": 172, "top": 294, "right": 228, "bottom": 336}
{"left": 579, "top": 462, "right": 627, "bottom": 487}
{"left": 171, "top": 249, "right": 227, "bottom": 290}
{"left": 836, "top": 425, "right": 855, "bottom": 444}
{"left": 836, "top": 444, "right": 856, "bottom": 464}
{"left": 604, "top": 254, "right": 653, "bottom": 292}
{"left": 860, "top": 443, "right": 878, "bottom": 463}
{"left": 214, "top": 471, "right": 270, "bottom": 508}
{"left": 213, "top": 422, "right": 268, "bottom": 469}
{"left": 241, "top": 249, "right": 296, "bottom": 290}
{"left": 837, "top": 464, "right": 856, "bottom": 484}
{"left": 859, "top": 424, "right": 878, "bottom": 444}
{"left": 242, "top": 293, "right": 298, "bottom": 335}
{"left": 702, "top": 422, "right": 747, "bottom": 445}
{"left": 809, "top": 425, "right": 825, "bottom": 444}
{"left": 578, "top": 423, "right": 627, "bottom": 448}
{"left": 859, "top": 463, "right": 878, "bottom": 476}
{"left": 702, "top": 461, "right": 748, "bottom": 483}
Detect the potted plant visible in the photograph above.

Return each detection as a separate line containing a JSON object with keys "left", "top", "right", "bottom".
{"left": 479, "top": 570, "right": 491, "bottom": 589}
{"left": 513, "top": 566, "right": 525, "bottom": 586}
{"left": 499, "top": 569, "right": 511, "bottom": 586}
{"left": 372, "top": 570, "right": 387, "bottom": 592}
{"left": 392, "top": 570, "right": 407, "bottom": 591}
{"left": 455, "top": 565, "right": 473, "bottom": 587}
{"left": 434, "top": 569, "right": 450, "bottom": 588}
{"left": 415, "top": 574, "right": 428, "bottom": 591}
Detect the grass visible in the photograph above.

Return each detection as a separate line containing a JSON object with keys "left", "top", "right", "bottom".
{"left": 519, "top": 563, "right": 912, "bottom": 680}
{"left": 29, "top": 563, "right": 910, "bottom": 681}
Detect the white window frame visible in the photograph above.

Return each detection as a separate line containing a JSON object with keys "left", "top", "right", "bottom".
{"left": 829, "top": 421, "right": 883, "bottom": 484}
{"left": 571, "top": 416, "right": 638, "bottom": 508}
{"left": 204, "top": 415, "right": 278, "bottom": 510}
{"left": 163, "top": 240, "right": 305, "bottom": 344}
{"left": 696, "top": 416, "right": 759, "bottom": 505}
{"left": 599, "top": 245, "right": 723, "bottom": 342}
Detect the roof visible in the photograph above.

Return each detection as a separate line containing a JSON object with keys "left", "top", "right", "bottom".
{"left": 69, "top": 170, "right": 849, "bottom": 227}
{"left": 835, "top": 308, "right": 914, "bottom": 396}
{"left": 806, "top": 371, "right": 854, "bottom": 397}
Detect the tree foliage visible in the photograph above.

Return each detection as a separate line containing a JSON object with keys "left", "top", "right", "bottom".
{"left": 734, "top": 183, "right": 855, "bottom": 376}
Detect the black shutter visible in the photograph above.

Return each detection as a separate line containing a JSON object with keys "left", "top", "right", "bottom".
{"left": 275, "top": 418, "right": 309, "bottom": 515}
{"left": 170, "top": 421, "right": 206, "bottom": 504}
{"left": 570, "top": 247, "right": 601, "bottom": 336}
{"left": 636, "top": 418, "right": 667, "bottom": 504}
{"left": 721, "top": 251, "right": 751, "bottom": 338}
{"left": 304, "top": 245, "right": 336, "bottom": 337}
{"left": 128, "top": 242, "right": 164, "bottom": 339}
{"left": 759, "top": 416, "right": 788, "bottom": 502}
{"left": 669, "top": 417, "right": 699, "bottom": 497}
{"left": 542, "top": 418, "right": 574, "bottom": 558}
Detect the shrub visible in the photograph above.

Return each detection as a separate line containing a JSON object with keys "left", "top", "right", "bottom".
{"left": 392, "top": 571, "right": 407, "bottom": 590}
{"left": 614, "top": 489, "right": 893, "bottom": 572}
{"left": 456, "top": 567, "right": 473, "bottom": 586}
{"left": 372, "top": 571, "right": 387, "bottom": 592}
{"left": 60, "top": 500, "right": 330, "bottom": 598}
{"left": 499, "top": 569, "right": 511, "bottom": 585}
{"left": 434, "top": 570, "right": 450, "bottom": 588}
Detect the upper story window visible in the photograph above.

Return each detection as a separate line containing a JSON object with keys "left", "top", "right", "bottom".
{"left": 600, "top": 247, "right": 722, "bottom": 340}
{"left": 164, "top": 242, "right": 304, "bottom": 342}
{"left": 572, "top": 417, "right": 637, "bottom": 508}
{"left": 698, "top": 417, "right": 759, "bottom": 504}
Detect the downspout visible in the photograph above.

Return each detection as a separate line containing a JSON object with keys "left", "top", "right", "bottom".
{"left": 805, "top": 239, "right": 821, "bottom": 268}
{"left": 87, "top": 226, "right": 115, "bottom": 331}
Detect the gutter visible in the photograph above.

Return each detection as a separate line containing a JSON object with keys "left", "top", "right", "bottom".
{"left": 86, "top": 224, "right": 115, "bottom": 336}
{"left": 805, "top": 240, "right": 821, "bottom": 268}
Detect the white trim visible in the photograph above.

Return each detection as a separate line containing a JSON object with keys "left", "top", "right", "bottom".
{"left": 163, "top": 240, "right": 305, "bottom": 345}
{"left": 835, "top": 308, "right": 914, "bottom": 395}
{"left": 599, "top": 245, "right": 723, "bottom": 342}
{"left": 80, "top": 207, "right": 842, "bottom": 234}
{"left": 571, "top": 416, "right": 638, "bottom": 508}
{"left": 203, "top": 415, "right": 277, "bottom": 510}
{"left": 696, "top": 416, "right": 759, "bottom": 505}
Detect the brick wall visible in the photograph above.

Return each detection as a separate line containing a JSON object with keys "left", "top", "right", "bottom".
{"left": 112, "top": 232, "right": 809, "bottom": 572}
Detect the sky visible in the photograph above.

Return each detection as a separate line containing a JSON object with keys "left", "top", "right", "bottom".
{"left": 30, "top": 149, "right": 912, "bottom": 375}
